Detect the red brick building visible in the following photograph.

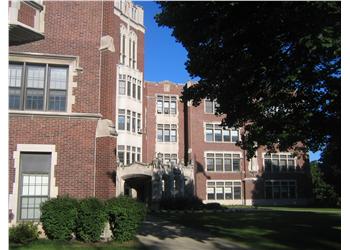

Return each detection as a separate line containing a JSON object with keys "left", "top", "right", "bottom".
{"left": 8, "top": 0, "right": 312, "bottom": 225}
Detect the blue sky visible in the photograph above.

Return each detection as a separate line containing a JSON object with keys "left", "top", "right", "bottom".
{"left": 136, "top": 1, "right": 321, "bottom": 162}
{"left": 136, "top": 1, "right": 191, "bottom": 83}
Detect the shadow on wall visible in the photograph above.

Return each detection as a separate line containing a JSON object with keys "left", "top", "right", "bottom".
{"left": 250, "top": 160, "right": 313, "bottom": 206}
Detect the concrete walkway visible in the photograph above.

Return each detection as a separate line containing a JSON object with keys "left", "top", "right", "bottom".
{"left": 136, "top": 215, "right": 248, "bottom": 250}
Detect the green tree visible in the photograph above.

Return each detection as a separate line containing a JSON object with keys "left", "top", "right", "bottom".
{"left": 310, "top": 161, "right": 339, "bottom": 207}
{"left": 156, "top": 1, "right": 340, "bottom": 181}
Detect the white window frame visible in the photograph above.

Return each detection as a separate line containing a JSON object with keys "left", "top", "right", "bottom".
{"left": 156, "top": 95, "right": 177, "bottom": 115}
{"left": 262, "top": 152, "right": 297, "bottom": 173}
{"left": 206, "top": 180, "right": 242, "bottom": 201}
{"left": 9, "top": 144, "right": 58, "bottom": 225}
{"left": 204, "top": 123, "right": 240, "bottom": 143}
{"left": 205, "top": 151, "right": 242, "bottom": 172}
{"left": 204, "top": 99, "right": 219, "bottom": 114}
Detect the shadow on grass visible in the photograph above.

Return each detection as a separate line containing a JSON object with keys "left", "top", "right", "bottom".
{"left": 150, "top": 210, "right": 340, "bottom": 250}
{"left": 137, "top": 215, "right": 246, "bottom": 250}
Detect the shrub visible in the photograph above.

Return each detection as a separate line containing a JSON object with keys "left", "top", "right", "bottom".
{"left": 159, "top": 196, "right": 204, "bottom": 210}
{"left": 203, "top": 202, "right": 224, "bottom": 210}
{"left": 9, "top": 222, "right": 39, "bottom": 244}
{"left": 105, "top": 196, "right": 146, "bottom": 242}
{"left": 75, "top": 198, "right": 107, "bottom": 242}
{"left": 40, "top": 196, "right": 78, "bottom": 240}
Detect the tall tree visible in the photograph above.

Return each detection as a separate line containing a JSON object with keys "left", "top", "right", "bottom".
{"left": 155, "top": 2, "right": 340, "bottom": 176}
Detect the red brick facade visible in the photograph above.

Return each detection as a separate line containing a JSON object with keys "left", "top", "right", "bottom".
{"left": 9, "top": 1, "right": 312, "bottom": 224}
{"left": 17, "top": 2, "right": 36, "bottom": 28}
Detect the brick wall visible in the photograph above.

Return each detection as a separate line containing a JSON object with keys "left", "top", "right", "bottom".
{"left": 17, "top": 2, "right": 36, "bottom": 28}
{"left": 10, "top": 1, "right": 103, "bottom": 114}
{"left": 9, "top": 116, "right": 98, "bottom": 198}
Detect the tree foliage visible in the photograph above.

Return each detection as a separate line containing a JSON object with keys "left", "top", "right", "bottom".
{"left": 310, "top": 161, "right": 339, "bottom": 206}
{"left": 155, "top": 2, "right": 340, "bottom": 165}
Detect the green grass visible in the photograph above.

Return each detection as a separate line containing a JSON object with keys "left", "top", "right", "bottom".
{"left": 156, "top": 207, "right": 341, "bottom": 250}
{"left": 9, "top": 239, "right": 146, "bottom": 250}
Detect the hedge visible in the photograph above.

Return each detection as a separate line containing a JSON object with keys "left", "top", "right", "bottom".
{"left": 105, "top": 196, "right": 146, "bottom": 242}
{"left": 9, "top": 222, "right": 39, "bottom": 244}
{"left": 40, "top": 196, "right": 78, "bottom": 240}
{"left": 75, "top": 197, "right": 107, "bottom": 242}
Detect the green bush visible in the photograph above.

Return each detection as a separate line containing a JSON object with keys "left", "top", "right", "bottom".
{"left": 75, "top": 197, "right": 107, "bottom": 242}
{"left": 40, "top": 196, "right": 78, "bottom": 240}
{"left": 9, "top": 222, "right": 39, "bottom": 244}
{"left": 105, "top": 196, "right": 146, "bottom": 242}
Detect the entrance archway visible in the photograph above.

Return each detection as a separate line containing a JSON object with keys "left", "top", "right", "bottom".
{"left": 124, "top": 174, "right": 152, "bottom": 204}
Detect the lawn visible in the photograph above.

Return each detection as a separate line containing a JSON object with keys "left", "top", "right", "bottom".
{"left": 156, "top": 207, "right": 341, "bottom": 250}
{"left": 9, "top": 239, "right": 147, "bottom": 250}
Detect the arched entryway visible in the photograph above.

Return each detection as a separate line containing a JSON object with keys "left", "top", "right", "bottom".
{"left": 123, "top": 174, "right": 152, "bottom": 204}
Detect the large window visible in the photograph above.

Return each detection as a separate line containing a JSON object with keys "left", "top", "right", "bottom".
{"left": 205, "top": 124, "right": 239, "bottom": 143}
{"left": 118, "top": 74, "right": 126, "bottom": 95}
{"left": 207, "top": 181, "right": 241, "bottom": 200}
{"left": 118, "top": 145, "right": 141, "bottom": 165}
{"left": 119, "top": 27, "right": 137, "bottom": 69}
{"left": 157, "top": 95, "right": 177, "bottom": 114}
{"left": 265, "top": 180, "right": 296, "bottom": 199}
{"left": 118, "top": 109, "right": 141, "bottom": 134}
{"left": 19, "top": 153, "right": 51, "bottom": 220}
{"left": 204, "top": 99, "right": 219, "bottom": 114}
{"left": 9, "top": 63, "right": 68, "bottom": 112}
{"left": 118, "top": 74, "right": 142, "bottom": 101}
{"left": 157, "top": 124, "right": 177, "bottom": 142}
{"left": 264, "top": 153, "right": 296, "bottom": 173}
{"left": 206, "top": 152, "right": 241, "bottom": 172}
{"left": 157, "top": 153, "right": 177, "bottom": 165}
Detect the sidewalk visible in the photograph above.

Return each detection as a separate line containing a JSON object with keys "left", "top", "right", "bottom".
{"left": 136, "top": 215, "right": 248, "bottom": 250}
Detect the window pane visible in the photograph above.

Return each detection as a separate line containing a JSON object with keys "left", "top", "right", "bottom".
{"left": 205, "top": 100, "right": 213, "bottom": 113}
{"left": 224, "top": 158, "right": 232, "bottom": 172}
{"left": 214, "top": 129, "right": 222, "bottom": 142}
{"left": 234, "top": 186, "right": 241, "bottom": 199}
{"left": 170, "top": 129, "right": 177, "bottom": 142}
{"left": 127, "top": 79, "right": 131, "bottom": 96}
{"left": 118, "top": 151, "right": 124, "bottom": 164}
{"left": 157, "top": 100, "right": 163, "bottom": 114}
{"left": 132, "top": 83, "right": 136, "bottom": 98}
{"left": 126, "top": 116, "right": 131, "bottom": 131}
{"left": 207, "top": 187, "right": 215, "bottom": 200}
{"left": 170, "top": 100, "right": 176, "bottom": 114}
{"left": 137, "top": 85, "right": 141, "bottom": 100}
{"left": 273, "top": 184, "right": 280, "bottom": 199}
{"left": 206, "top": 129, "right": 213, "bottom": 142}
{"left": 231, "top": 130, "right": 239, "bottom": 142}
{"left": 207, "top": 158, "right": 214, "bottom": 171}
{"left": 27, "top": 65, "right": 45, "bottom": 88}
{"left": 164, "top": 101, "right": 169, "bottom": 114}
{"left": 26, "top": 89, "right": 44, "bottom": 110}
{"left": 264, "top": 159, "right": 272, "bottom": 172}
{"left": 119, "top": 79, "right": 126, "bottom": 95}
{"left": 216, "top": 158, "right": 223, "bottom": 171}
{"left": 225, "top": 187, "right": 233, "bottom": 199}
{"left": 9, "top": 64, "right": 22, "bottom": 87}
{"left": 272, "top": 159, "right": 279, "bottom": 172}
{"left": 280, "top": 159, "right": 287, "bottom": 172}
{"left": 288, "top": 159, "right": 295, "bottom": 172}
{"left": 157, "top": 129, "right": 163, "bottom": 142}
{"left": 223, "top": 130, "right": 230, "bottom": 142}
{"left": 48, "top": 90, "right": 66, "bottom": 111}
{"left": 232, "top": 159, "right": 240, "bottom": 171}
{"left": 216, "top": 187, "right": 224, "bottom": 200}
{"left": 49, "top": 67, "right": 67, "bottom": 90}
{"left": 164, "top": 129, "right": 170, "bottom": 142}
{"left": 9, "top": 88, "right": 21, "bottom": 109}
{"left": 118, "top": 115, "right": 125, "bottom": 130}
{"left": 289, "top": 185, "right": 296, "bottom": 199}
